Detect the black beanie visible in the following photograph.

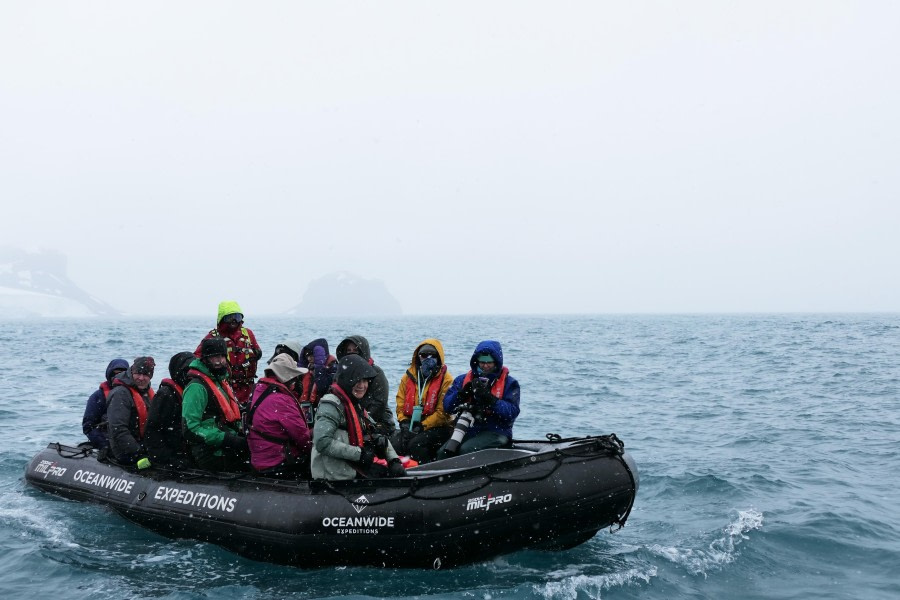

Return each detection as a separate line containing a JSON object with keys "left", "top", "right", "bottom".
{"left": 133, "top": 356, "right": 156, "bottom": 377}
{"left": 200, "top": 337, "right": 228, "bottom": 359}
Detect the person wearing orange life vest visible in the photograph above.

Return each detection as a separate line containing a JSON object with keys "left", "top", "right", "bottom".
{"left": 194, "top": 300, "right": 262, "bottom": 406}
{"left": 81, "top": 358, "right": 128, "bottom": 449}
{"left": 107, "top": 357, "right": 156, "bottom": 467}
{"left": 437, "top": 340, "right": 520, "bottom": 459}
{"left": 143, "top": 351, "right": 195, "bottom": 468}
{"left": 391, "top": 339, "right": 455, "bottom": 463}
{"left": 183, "top": 338, "right": 249, "bottom": 472}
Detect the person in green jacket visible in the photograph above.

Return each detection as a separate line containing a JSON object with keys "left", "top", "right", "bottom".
{"left": 182, "top": 337, "right": 249, "bottom": 471}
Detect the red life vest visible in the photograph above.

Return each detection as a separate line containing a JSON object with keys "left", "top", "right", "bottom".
{"left": 402, "top": 365, "right": 447, "bottom": 417}
{"left": 160, "top": 378, "right": 183, "bottom": 397}
{"left": 461, "top": 367, "right": 509, "bottom": 400}
{"left": 327, "top": 383, "right": 366, "bottom": 448}
{"left": 99, "top": 381, "right": 112, "bottom": 401}
{"left": 188, "top": 368, "right": 242, "bottom": 424}
{"left": 298, "top": 372, "right": 318, "bottom": 405}
{"left": 125, "top": 386, "right": 155, "bottom": 438}
{"left": 207, "top": 327, "right": 260, "bottom": 384}
{"left": 298, "top": 355, "right": 337, "bottom": 405}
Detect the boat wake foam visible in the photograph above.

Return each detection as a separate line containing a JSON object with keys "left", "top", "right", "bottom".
{"left": 648, "top": 508, "right": 763, "bottom": 577}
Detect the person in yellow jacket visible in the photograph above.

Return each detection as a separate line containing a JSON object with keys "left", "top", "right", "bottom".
{"left": 391, "top": 339, "right": 455, "bottom": 463}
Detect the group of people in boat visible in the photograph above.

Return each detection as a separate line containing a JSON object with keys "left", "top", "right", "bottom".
{"left": 81, "top": 301, "right": 521, "bottom": 481}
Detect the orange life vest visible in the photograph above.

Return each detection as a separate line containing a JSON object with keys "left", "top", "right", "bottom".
{"left": 461, "top": 367, "right": 509, "bottom": 400}
{"left": 402, "top": 365, "right": 447, "bottom": 417}
{"left": 188, "top": 368, "right": 241, "bottom": 424}
{"left": 125, "top": 386, "right": 155, "bottom": 438}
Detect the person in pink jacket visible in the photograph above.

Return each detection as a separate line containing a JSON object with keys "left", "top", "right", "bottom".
{"left": 246, "top": 354, "right": 312, "bottom": 478}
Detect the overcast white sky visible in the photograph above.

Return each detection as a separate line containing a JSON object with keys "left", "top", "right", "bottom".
{"left": 2, "top": 2, "right": 898, "bottom": 316}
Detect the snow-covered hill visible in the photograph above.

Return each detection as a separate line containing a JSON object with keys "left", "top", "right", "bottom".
{"left": 0, "top": 248, "right": 120, "bottom": 318}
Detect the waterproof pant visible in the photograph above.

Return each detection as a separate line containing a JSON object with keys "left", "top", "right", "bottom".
{"left": 436, "top": 431, "right": 510, "bottom": 461}
{"left": 190, "top": 443, "right": 250, "bottom": 472}
{"left": 391, "top": 426, "right": 453, "bottom": 464}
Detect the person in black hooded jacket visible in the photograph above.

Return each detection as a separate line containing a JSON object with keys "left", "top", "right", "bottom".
{"left": 144, "top": 351, "right": 195, "bottom": 468}
{"left": 336, "top": 335, "right": 395, "bottom": 435}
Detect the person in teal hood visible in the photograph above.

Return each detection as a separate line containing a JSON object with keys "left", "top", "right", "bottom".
{"left": 183, "top": 337, "right": 249, "bottom": 471}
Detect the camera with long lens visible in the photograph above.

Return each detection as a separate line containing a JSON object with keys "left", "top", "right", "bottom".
{"left": 443, "top": 410, "right": 475, "bottom": 455}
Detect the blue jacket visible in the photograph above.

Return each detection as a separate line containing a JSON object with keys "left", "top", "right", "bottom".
{"left": 82, "top": 358, "right": 129, "bottom": 448}
{"left": 443, "top": 341, "right": 520, "bottom": 439}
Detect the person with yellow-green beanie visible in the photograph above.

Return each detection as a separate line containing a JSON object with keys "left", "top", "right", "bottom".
{"left": 193, "top": 300, "right": 262, "bottom": 406}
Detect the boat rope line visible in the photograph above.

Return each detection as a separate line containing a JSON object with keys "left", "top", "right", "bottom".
{"left": 53, "top": 444, "right": 93, "bottom": 459}
{"left": 324, "top": 445, "right": 626, "bottom": 508}
{"left": 611, "top": 455, "right": 637, "bottom": 531}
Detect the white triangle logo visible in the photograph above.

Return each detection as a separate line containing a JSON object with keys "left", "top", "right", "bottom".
{"left": 353, "top": 495, "right": 369, "bottom": 514}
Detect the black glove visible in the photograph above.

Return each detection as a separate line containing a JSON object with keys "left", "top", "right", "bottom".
{"left": 222, "top": 432, "right": 249, "bottom": 453}
{"left": 358, "top": 446, "right": 376, "bottom": 469}
{"left": 472, "top": 378, "right": 492, "bottom": 401}
{"left": 399, "top": 420, "right": 410, "bottom": 434}
{"left": 410, "top": 423, "right": 423, "bottom": 436}
{"left": 368, "top": 433, "right": 389, "bottom": 454}
{"left": 374, "top": 421, "right": 394, "bottom": 436}
{"left": 458, "top": 381, "right": 474, "bottom": 403}
{"left": 387, "top": 458, "right": 407, "bottom": 478}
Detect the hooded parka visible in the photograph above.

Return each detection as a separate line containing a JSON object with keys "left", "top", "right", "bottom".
{"left": 311, "top": 354, "right": 399, "bottom": 481}
{"left": 336, "top": 335, "right": 395, "bottom": 434}
{"left": 144, "top": 352, "right": 195, "bottom": 467}
{"left": 107, "top": 366, "right": 155, "bottom": 463}
{"left": 443, "top": 340, "right": 520, "bottom": 439}
{"left": 82, "top": 358, "right": 129, "bottom": 449}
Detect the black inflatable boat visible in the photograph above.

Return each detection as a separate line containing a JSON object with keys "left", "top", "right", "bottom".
{"left": 25, "top": 434, "right": 638, "bottom": 568}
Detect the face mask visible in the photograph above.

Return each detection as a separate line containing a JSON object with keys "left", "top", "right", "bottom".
{"left": 219, "top": 322, "right": 239, "bottom": 335}
{"left": 419, "top": 356, "right": 438, "bottom": 380}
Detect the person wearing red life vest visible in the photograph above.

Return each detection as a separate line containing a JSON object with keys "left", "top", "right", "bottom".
{"left": 107, "top": 357, "right": 156, "bottom": 467}
{"left": 311, "top": 354, "right": 407, "bottom": 481}
{"left": 336, "top": 335, "right": 395, "bottom": 435}
{"left": 391, "top": 339, "right": 454, "bottom": 463}
{"left": 194, "top": 300, "right": 262, "bottom": 406}
{"left": 183, "top": 337, "right": 249, "bottom": 472}
{"left": 144, "top": 351, "right": 195, "bottom": 468}
{"left": 81, "top": 358, "right": 128, "bottom": 449}
{"left": 437, "top": 340, "right": 520, "bottom": 459}
{"left": 297, "top": 338, "right": 338, "bottom": 407}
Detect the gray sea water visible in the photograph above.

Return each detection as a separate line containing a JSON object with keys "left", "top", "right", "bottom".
{"left": 1, "top": 314, "right": 898, "bottom": 599}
